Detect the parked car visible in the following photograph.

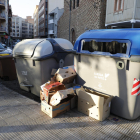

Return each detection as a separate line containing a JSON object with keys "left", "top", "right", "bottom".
{"left": 0, "top": 43, "right": 5, "bottom": 52}
{"left": 0, "top": 43, "right": 12, "bottom": 54}
{"left": 2, "top": 43, "right": 6, "bottom": 48}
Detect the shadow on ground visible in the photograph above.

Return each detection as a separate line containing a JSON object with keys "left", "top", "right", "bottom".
{"left": 0, "top": 78, "right": 40, "bottom": 102}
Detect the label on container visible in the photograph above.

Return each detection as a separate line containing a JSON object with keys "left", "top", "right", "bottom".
{"left": 21, "top": 71, "right": 27, "bottom": 75}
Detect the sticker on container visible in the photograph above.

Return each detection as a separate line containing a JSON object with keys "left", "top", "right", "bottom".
{"left": 131, "top": 78, "right": 140, "bottom": 96}
{"left": 94, "top": 72, "right": 110, "bottom": 81}
{"left": 21, "top": 71, "right": 27, "bottom": 75}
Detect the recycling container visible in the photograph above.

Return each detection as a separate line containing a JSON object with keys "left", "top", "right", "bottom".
{"left": 74, "top": 29, "right": 140, "bottom": 120}
{"left": 0, "top": 55, "right": 17, "bottom": 80}
{"left": 13, "top": 38, "right": 74, "bottom": 96}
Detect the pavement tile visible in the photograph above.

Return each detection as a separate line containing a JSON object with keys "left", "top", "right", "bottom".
{"left": 0, "top": 82, "right": 140, "bottom": 140}
{"left": 3, "top": 116, "right": 19, "bottom": 125}
{"left": 0, "top": 110, "right": 14, "bottom": 119}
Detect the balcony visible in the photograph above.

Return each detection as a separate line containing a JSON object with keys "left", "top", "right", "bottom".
{"left": 49, "top": 19, "right": 54, "bottom": 24}
{"left": 0, "top": 27, "right": 6, "bottom": 32}
{"left": 48, "top": 30, "right": 54, "bottom": 35}
{"left": 0, "top": 13, "right": 5, "bottom": 21}
{"left": 0, "top": 0, "right": 5, "bottom": 9}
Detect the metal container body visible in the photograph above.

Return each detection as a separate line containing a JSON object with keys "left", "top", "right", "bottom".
{"left": 13, "top": 39, "right": 74, "bottom": 96}
{"left": 74, "top": 29, "right": 140, "bottom": 120}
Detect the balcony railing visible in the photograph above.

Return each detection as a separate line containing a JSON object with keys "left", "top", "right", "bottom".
{"left": 48, "top": 30, "right": 54, "bottom": 35}
{"left": 0, "top": 0, "right": 5, "bottom": 8}
{"left": 49, "top": 19, "right": 54, "bottom": 24}
{"left": 0, "top": 13, "right": 6, "bottom": 19}
{"left": 0, "top": 27, "right": 6, "bottom": 32}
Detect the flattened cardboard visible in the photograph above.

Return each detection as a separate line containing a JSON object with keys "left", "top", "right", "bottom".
{"left": 41, "top": 100, "right": 70, "bottom": 118}
{"left": 40, "top": 90, "right": 45, "bottom": 101}
{"left": 50, "top": 88, "right": 75, "bottom": 106}
{"left": 43, "top": 82, "right": 65, "bottom": 103}
{"left": 55, "top": 68, "right": 76, "bottom": 84}
{"left": 76, "top": 88, "right": 113, "bottom": 121}
{"left": 63, "top": 65, "right": 76, "bottom": 72}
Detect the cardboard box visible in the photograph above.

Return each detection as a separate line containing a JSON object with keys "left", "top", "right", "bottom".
{"left": 41, "top": 100, "right": 70, "bottom": 118}
{"left": 40, "top": 90, "right": 45, "bottom": 101}
{"left": 63, "top": 65, "right": 76, "bottom": 72}
{"left": 55, "top": 68, "right": 76, "bottom": 84}
{"left": 76, "top": 88, "right": 113, "bottom": 121}
{"left": 50, "top": 88, "right": 75, "bottom": 106}
{"left": 42, "top": 82, "right": 65, "bottom": 103}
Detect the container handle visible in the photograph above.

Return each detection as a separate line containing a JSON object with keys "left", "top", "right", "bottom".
{"left": 20, "top": 82, "right": 33, "bottom": 87}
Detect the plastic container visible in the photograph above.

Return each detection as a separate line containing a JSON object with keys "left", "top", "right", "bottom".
{"left": 73, "top": 29, "right": 140, "bottom": 120}
{"left": 13, "top": 38, "right": 74, "bottom": 96}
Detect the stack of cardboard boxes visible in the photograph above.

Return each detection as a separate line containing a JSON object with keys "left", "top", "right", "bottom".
{"left": 40, "top": 65, "right": 113, "bottom": 121}
{"left": 40, "top": 66, "right": 79, "bottom": 118}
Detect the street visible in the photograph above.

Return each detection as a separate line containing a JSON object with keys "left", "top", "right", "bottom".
{"left": 0, "top": 79, "right": 140, "bottom": 140}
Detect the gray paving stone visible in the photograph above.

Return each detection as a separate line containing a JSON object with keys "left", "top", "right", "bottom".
{"left": 3, "top": 116, "right": 18, "bottom": 125}
{"left": 0, "top": 83, "right": 140, "bottom": 140}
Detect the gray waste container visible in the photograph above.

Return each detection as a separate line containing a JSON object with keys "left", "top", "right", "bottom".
{"left": 74, "top": 29, "right": 140, "bottom": 120}
{"left": 13, "top": 38, "right": 74, "bottom": 96}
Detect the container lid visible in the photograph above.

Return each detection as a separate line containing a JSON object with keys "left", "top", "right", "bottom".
{"left": 13, "top": 39, "right": 46, "bottom": 57}
{"left": 74, "top": 29, "right": 140, "bottom": 56}
{"left": 13, "top": 38, "right": 74, "bottom": 58}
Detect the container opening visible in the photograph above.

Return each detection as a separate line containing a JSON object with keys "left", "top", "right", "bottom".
{"left": 82, "top": 40, "right": 127, "bottom": 54}
{"left": 81, "top": 39, "right": 131, "bottom": 57}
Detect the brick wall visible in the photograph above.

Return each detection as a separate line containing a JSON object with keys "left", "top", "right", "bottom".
{"left": 58, "top": 0, "right": 107, "bottom": 43}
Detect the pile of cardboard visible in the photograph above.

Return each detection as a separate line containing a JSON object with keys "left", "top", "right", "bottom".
{"left": 40, "top": 66, "right": 80, "bottom": 118}
{"left": 40, "top": 65, "right": 113, "bottom": 121}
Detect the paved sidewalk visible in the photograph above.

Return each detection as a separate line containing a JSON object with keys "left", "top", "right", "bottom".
{"left": 0, "top": 83, "right": 140, "bottom": 140}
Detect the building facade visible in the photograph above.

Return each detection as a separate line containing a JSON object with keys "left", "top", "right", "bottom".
{"left": 33, "top": 5, "right": 39, "bottom": 38}
{"left": 106, "top": 0, "right": 140, "bottom": 28}
{"left": 48, "top": 7, "right": 64, "bottom": 38}
{"left": 11, "top": 15, "right": 34, "bottom": 40}
{"left": 0, "top": 0, "right": 10, "bottom": 42}
{"left": 48, "top": 0, "right": 64, "bottom": 38}
{"left": 22, "top": 18, "right": 34, "bottom": 39}
{"left": 58, "top": 0, "right": 107, "bottom": 45}
{"left": 38, "top": 0, "right": 48, "bottom": 38}
{"left": 8, "top": 5, "right": 12, "bottom": 36}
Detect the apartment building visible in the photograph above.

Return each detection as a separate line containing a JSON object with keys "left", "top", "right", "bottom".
{"left": 33, "top": 5, "right": 39, "bottom": 38}
{"left": 11, "top": 15, "right": 34, "bottom": 40}
{"left": 11, "top": 15, "right": 23, "bottom": 40}
{"left": 58, "top": 0, "right": 107, "bottom": 45}
{"left": 26, "top": 16, "right": 34, "bottom": 24}
{"left": 48, "top": 0, "right": 64, "bottom": 38}
{"left": 105, "top": 0, "right": 140, "bottom": 28}
{"left": 38, "top": 0, "right": 48, "bottom": 38}
{"left": 0, "top": 0, "right": 9, "bottom": 42}
{"left": 8, "top": 5, "right": 12, "bottom": 36}
{"left": 22, "top": 18, "right": 34, "bottom": 39}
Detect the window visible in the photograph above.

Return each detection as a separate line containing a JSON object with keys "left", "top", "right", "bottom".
{"left": 73, "top": 0, "right": 75, "bottom": 9}
{"left": 46, "top": 2, "right": 48, "bottom": 8}
{"left": 114, "top": 0, "right": 124, "bottom": 12}
{"left": 81, "top": 39, "right": 130, "bottom": 57}
{"left": 77, "top": 0, "right": 79, "bottom": 7}
{"left": 70, "top": 0, "right": 72, "bottom": 11}
{"left": 119, "top": 0, "right": 124, "bottom": 10}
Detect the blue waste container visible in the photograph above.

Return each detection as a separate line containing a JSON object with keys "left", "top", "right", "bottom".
{"left": 74, "top": 29, "right": 140, "bottom": 120}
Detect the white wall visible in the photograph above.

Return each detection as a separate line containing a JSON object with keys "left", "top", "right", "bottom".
{"left": 48, "top": 0, "right": 64, "bottom": 13}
